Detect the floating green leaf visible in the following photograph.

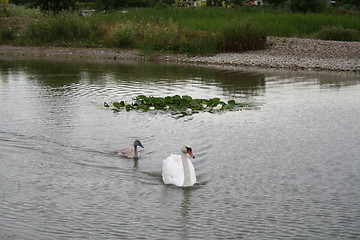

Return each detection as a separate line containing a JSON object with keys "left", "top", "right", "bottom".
{"left": 228, "top": 100, "right": 236, "bottom": 105}
{"left": 113, "top": 102, "right": 121, "bottom": 109}
{"left": 182, "top": 95, "right": 193, "bottom": 103}
{"left": 112, "top": 101, "right": 125, "bottom": 108}
{"left": 125, "top": 104, "right": 132, "bottom": 111}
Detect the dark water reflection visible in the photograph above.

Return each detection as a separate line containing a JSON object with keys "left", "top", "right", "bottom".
{"left": 0, "top": 57, "right": 265, "bottom": 95}
{"left": 1, "top": 56, "right": 360, "bottom": 240}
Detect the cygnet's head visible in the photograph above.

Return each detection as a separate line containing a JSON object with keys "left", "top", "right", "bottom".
{"left": 134, "top": 139, "right": 144, "bottom": 148}
{"left": 181, "top": 144, "right": 195, "bottom": 158}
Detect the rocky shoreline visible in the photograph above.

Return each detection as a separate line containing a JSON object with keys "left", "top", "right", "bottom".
{"left": 1, "top": 37, "right": 359, "bottom": 73}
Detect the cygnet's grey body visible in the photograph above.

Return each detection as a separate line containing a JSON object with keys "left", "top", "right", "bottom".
{"left": 118, "top": 139, "right": 144, "bottom": 158}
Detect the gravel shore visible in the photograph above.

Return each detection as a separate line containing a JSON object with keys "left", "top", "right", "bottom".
{"left": 170, "top": 37, "right": 360, "bottom": 73}
{"left": 1, "top": 37, "right": 359, "bottom": 73}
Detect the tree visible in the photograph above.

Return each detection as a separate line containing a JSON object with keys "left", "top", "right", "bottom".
{"left": 231, "top": 0, "right": 244, "bottom": 6}
{"left": 342, "top": 0, "right": 360, "bottom": 7}
{"left": 29, "top": 0, "right": 76, "bottom": 12}
{"left": 94, "top": 0, "right": 116, "bottom": 10}
{"left": 265, "top": 0, "right": 286, "bottom": 6}
{"left": 12, "top": 0, "right": 28, "bottom": 5}
{"left": 94, "top": 0, "right": 158, "bottom": 10}
{"left": 285, "top": 0, "right": 329, "bottom": 13}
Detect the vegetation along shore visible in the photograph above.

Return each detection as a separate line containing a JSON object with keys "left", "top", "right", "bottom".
{"left": 1, "top": 1, "right": 359, "bottom": 72}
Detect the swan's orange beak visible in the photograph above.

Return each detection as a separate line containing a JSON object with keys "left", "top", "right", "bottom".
{"left": 187, "top": 149, "right": 195, "bottom": 159}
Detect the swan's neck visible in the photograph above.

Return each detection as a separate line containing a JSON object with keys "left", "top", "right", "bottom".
{"left": 134, "top": 145, "right": 138, "bottom": 158}
{"left": 181, "top": 152, "right": 191, "bottom": 187}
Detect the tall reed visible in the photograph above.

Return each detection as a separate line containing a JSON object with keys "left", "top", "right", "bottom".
{"left": 219, "top": 21, "right": 267, "bottom": 52}
{"left": 111, "top": 21, "right": 218, "bottom": 55}
{"left": 103, "top": 8, "right": 360, "bottom": 37}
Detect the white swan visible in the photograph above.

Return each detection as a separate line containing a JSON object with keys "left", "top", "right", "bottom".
{"left": 162, "top": 144, "right": 196, "bottom": 187}
{"left": 118, "top": 139, "right": 144, "bottom": 158}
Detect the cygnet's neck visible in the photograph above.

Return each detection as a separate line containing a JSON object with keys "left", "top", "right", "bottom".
{"left": 134, "top": 145, "right": 139, "bottom": 158}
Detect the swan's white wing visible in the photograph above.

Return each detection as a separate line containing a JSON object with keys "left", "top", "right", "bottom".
{"left": 162, "top": 154, "right": 184, "bottom": 187}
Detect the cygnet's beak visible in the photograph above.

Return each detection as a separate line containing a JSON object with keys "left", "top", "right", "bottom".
{"left": 139, "top": 142, "right": 144, "bottom": 148}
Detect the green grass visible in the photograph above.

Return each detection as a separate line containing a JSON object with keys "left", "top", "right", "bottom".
{"left": 98, "top": 7, "right": 359, "bottom": 37}
{"left": 2, "top": 6, "right": 359, "bottom": 55}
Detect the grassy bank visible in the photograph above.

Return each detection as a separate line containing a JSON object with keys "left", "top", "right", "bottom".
{"left": 98, "top": 7, "right": 360, "bottom": 37}
{"left": 1, "top": 7, "right": 359, "bottom": 55}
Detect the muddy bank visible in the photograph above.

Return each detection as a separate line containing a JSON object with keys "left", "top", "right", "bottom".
{"left": 1, "top": 37, "right": 359, "bottom": 73}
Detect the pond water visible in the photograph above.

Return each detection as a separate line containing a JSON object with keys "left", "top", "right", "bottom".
{"left": 1, "top": 56, "right": 359, "bottom": 240}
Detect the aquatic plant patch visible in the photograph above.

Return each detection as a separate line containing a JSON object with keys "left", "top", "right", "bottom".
{"left": 106, "top": 95, "right": 252, "bottom": 117}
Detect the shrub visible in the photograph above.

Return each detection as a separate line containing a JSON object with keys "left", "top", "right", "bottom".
{"left": 313, "top": 26, "right": 360, "bottom": 41}
{"left": 112, "top": 23, "right": 136, "bottom": 48}
{"left": 110, "top": 21, "right": 218, "bottom": 55}
{"left": 219, "top": 21, "right": 267, "bottom": 52}
{"left": 181, "top": 36, "right": 218, "bottom": 56}
{"left": 136, "top": 22, "right": 179, "bottom": 52}
{"left": 178, "top": 28, "right": 218, "bottom": 55}
{"left": 0, "top": 29, "right": 16, "bottom": 42}
{"left": 111, "top": 21, "right": 178, "bottom": 51}
{"left": 25, "top": 13, "right": 100, "bottom": 44}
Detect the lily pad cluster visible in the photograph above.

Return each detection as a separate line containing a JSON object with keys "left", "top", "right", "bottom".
{"left": 107, "top": 95, "right": 252, "bottom": 116}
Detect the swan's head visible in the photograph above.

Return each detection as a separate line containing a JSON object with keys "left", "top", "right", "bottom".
{"left": 134, "top": 139, "right": 144, "bottom": 148}
{"left": 181, "top": 144, "right": 195, "bottom": 159}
